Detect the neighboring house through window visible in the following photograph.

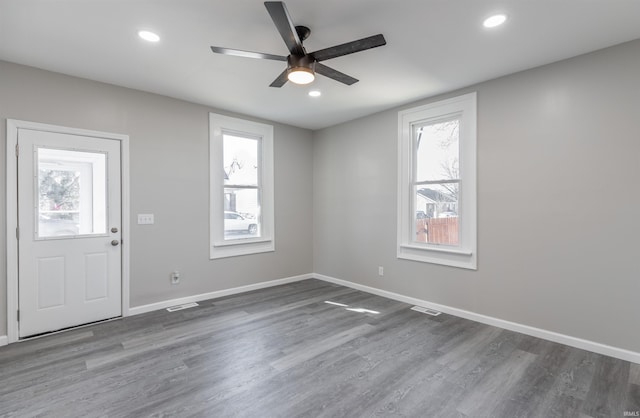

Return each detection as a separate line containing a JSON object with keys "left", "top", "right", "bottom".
{"left": 209, "top": 113, "right": 274, "bottom": 259}
{"left": 397, "top": 92, "right": 477, "bottom": 269}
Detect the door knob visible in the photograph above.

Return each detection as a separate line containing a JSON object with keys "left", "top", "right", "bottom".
{"left": 111, "top": 240, "right": 120, "bottom": 246}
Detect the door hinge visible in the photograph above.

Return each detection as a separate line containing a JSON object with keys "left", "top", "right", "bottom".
{"left": 17, "top": 310, "right": 20, "bottom": 322}
{"left": 16, "top": 227, "right": 20, "bottom": 240}
{"left": 15, "top": 143, "right": 19, "bottom": 157}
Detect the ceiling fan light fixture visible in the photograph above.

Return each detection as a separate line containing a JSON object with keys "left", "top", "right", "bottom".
{"left": 287, "top": 54, "right": 316, "bottom": 85}
{"left": 288, "top": 67, "right": 315, "bottom": 84}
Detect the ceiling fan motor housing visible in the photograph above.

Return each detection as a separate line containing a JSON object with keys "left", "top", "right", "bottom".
{"left": 295, "top": 25, "right": 311, "bottom": 41}
{"left": 287, "top": 54, "right": 316, "bottom": 73}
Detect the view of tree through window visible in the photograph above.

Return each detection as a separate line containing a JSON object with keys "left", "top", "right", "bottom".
{"left": 37, "top": 148, "right": 107, "bottom": 238}
{"left": 223, "top": 134, "right": 260, "bottom": 239}
{"left": 39, "top": 169, "right": 80, "bottom": 213}
{"left": 414, "top": 118, "right": 460, "bottom": 245}
{"left": 38, "top": 168, "right": 82, "bottom": 236}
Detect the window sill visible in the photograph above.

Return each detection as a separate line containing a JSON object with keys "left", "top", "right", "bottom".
{"left": 213, "top": 237, "right": 272, "bottom": 247}
{"left": 210, "top": 239, "right": 274, "bottom": 259}
{"left": 397, "top": 244, "right": 476, "bottom": 270}
{"left": 400, "top": 244, "right": 472, "bottom": 256}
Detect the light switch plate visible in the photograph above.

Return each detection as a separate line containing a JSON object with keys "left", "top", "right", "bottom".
{"left": 137, "top": 214, "right": 154, "bottom": 225}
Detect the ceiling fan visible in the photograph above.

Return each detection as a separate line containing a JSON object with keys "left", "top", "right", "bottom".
{"left": 210, "top": 1, "right": 386, "bottom": 87}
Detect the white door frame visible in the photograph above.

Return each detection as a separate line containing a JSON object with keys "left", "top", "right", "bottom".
{"left": 5, "top": 119, "right": 131, "bottom": 344}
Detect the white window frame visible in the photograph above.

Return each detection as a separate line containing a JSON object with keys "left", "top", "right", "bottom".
{"left": 209, "top": 113, "right": 274, "bottom": 259}
{"left": 397, "top": 92, "right": 477, "bottom": 269}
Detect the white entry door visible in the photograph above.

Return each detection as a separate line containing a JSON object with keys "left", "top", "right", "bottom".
{"left": 17, "top": 128, "right": 122, "bottom": 338}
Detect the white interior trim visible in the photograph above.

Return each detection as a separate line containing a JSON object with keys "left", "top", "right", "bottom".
{"left": 209, "top": 113, "right": 275, "bottom": 259}
{"left": 129, "top": 273, "right": 312, "bottom": 316}
{"left": 0, "top": 335, "right": 7, "bottom": 347}
{"left": 6, "top": 120, "right": 19, "bottom": 344}
{"left": 313, "top": 273, "right": 640, "bottom": 365}
{"left": 5, "top": 119, "right": 131, "bottom": 343}
{"left": 397, "top": 92, "right": 477, "bottom": 270}
{"left": 120, "top": 136, "right": 131, "bottom": 316}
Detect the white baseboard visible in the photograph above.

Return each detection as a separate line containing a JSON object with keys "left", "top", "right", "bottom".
{"left": 313, "top": 273, "right": 640, "bottom": 365}
{"left": 0, "top": 335, "right": 7, "bottom": 347}
{"left": 128, "top": 273, "right": 313, "bottom": 316}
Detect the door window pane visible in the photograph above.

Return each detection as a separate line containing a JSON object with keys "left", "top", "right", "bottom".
{"left": 37, "top": 148, "right": 107, "bottom": 238}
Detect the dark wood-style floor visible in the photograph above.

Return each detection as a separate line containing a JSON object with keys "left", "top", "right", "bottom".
{"left": 1, "top": 279, "right": 638, "bottom": 417}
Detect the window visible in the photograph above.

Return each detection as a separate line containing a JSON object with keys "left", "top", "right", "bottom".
{"left": 210, "top": 113, "right": 274, "bottom": 259}
{"left": 397, "top": 93, "right": 477, "bottom": 269}
{"left": 37, "top": 148, "right": 107, "bottom": 238}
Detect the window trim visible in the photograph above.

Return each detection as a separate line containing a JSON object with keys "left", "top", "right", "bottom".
{"left": 397, "top": 92, "right": 477, "bottom": 270}
{"left": 209, "top": 113, "right": 275, "bottom": 259}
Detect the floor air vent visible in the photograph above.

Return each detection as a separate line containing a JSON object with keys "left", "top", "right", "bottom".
{"left": 411, "top": 306, "right": 442, "bottom": 316}
{"left": 166, "top": 302, "right": 199, "bottom": 312}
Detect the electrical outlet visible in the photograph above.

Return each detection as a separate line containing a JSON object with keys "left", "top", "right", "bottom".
{"left": 170, "top": 271, "right": 180, "bottom": 285}
{"left": 138, "top": 214, "right": 154, "bottom": 225}
{"left": 378, "top": 266, "right": 384, "bottom": 276}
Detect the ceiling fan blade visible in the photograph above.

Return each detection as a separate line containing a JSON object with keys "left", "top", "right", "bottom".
{"left": 311, "top": 34, "right": 386, "bottom": 62}
{"left": 264, "top": 1, "right": 305, "bottom": 56}
{"left": 210, "top": 46, "right": 287, "bottom": 61}
{"left": 315, "top": 63, "right": 358, "bottom": 85}
{"left": 269, "top": 69, "right": 289, "bottom": 88}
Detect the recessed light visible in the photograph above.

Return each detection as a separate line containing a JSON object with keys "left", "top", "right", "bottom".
{"left": 483, "top": 14, "right": 507, "bottom": 28}
{"left": 138, "top": 30, "right": 160, "bottom": 42}
{"left": 308, "top": 90, "right": 321, "bottom": 97}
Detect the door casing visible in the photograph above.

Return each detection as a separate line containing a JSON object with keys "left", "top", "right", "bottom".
{"left": 5, "top": 119, "right": 131, "bottom": 343}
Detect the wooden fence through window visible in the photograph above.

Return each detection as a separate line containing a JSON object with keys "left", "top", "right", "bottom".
{"left": 416, "top": 218, "right": 459, "bottom": 245}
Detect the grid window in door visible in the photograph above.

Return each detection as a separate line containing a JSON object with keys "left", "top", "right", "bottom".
{"left": 37, "top": 148, "right": 107, "bottom": 238}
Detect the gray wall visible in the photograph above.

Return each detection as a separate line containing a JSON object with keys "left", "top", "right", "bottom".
{"left": 2, "top": 39, "right": 639, "bottom": 354}
{"left": 0, "top": 61, "right": 314, "bottom": 336}
{"left": 313, "top": 39, "right": 640, "bottom": 352}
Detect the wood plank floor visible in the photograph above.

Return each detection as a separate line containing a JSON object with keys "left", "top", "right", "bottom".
{"left": 1, "top": 279, "right": 638, "bottom": 417}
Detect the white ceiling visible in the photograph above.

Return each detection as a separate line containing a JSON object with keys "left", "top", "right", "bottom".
{"left": 1, "top": 0, "right": 640, "bottom": 130}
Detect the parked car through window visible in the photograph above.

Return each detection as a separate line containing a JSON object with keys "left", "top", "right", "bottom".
{"left": 224, "top": 211, "right": 258, "bottom": 235}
